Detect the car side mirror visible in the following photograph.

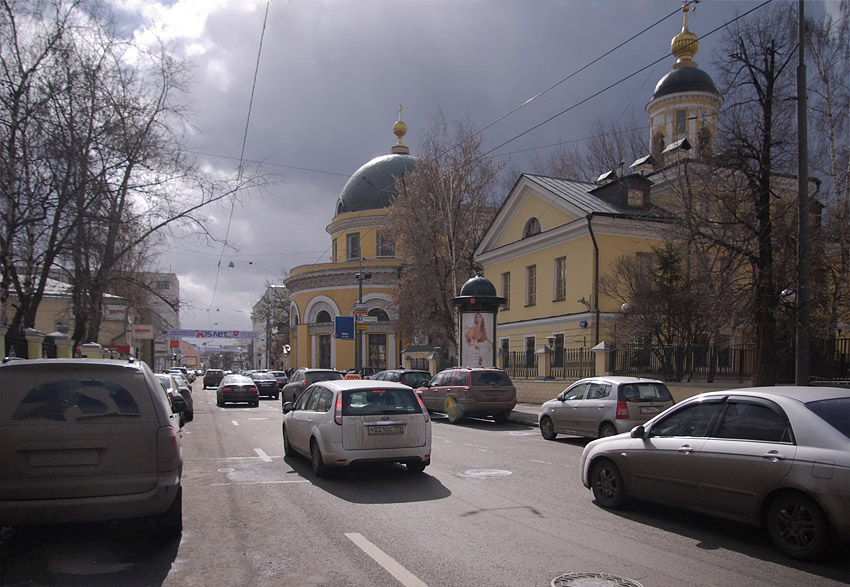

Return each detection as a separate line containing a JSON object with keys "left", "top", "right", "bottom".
{"left": 282, "top": 401, "right": 293, "bottom": 414}
{"left": 171, "top": 394, "right": 187, "bottom": 414}
{"left": 630, "top": 425, "right": 645, "bottom": 439}
{"left": 557, "top": 393, "right": 566, "bottom": 401}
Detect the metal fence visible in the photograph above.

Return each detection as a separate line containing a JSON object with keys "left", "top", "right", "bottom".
{"left": 610, "top": 338, "right": 849, "bottom": 384}
{"left": 551, "top": 347, "right": 594, "bottom": 380}
{"left": 504, "top": 351, "right": 538, "bottom": 379}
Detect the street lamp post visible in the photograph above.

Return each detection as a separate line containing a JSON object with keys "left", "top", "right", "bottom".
{"left": 354, "top": 257, "right": 371, "bottom": 373}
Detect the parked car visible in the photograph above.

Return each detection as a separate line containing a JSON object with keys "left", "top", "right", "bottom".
{"left": 270, "top": 370, "right": 289, "bottom": 387}
{"left": 580, "top": 386, "right": 850, "bottom": 561}
{"left": 372, "top": 369, "right": 432, "bottom": 389}
{"left": 415, "top": 367, "right": 516, "bottom": 423}
{"left": 280, "top": 368, "right": 344, "bottom": 405}
{"left": 346, "top": 366, "right": 379, "bottom": 379}
{"left": 0, "top": 358, "right": 185, "bottom": 535}
{"left": 203, "top": 368, "right": 225, "bottom": 389}
{"left": 169, "top": 367, "right": 195, "bottom": 384}
{"left": 156, "top": 373, "right": 193, "bottom": 425}
{"left": 216, "top": 374, "right": 259, "bottom": 407}
{"left": 251, "top": 371, "right": 280, "bottom": 399}
{"left": 538, "top": 376, "right": 675, "bottom": 440}
{"left": 281, "top": 379, "right": 431, "bottom": 476}
{"left": 168, "top": 373, "right": 195, "bottom": 422}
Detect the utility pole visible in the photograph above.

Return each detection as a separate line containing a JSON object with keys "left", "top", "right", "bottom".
{"left": 796, "top": 0, "right": 810, "bottom": 385}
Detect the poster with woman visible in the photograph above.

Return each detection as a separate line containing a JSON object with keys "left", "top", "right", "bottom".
{"left": 461, "top": 312, "right": 494, "bottom": 368}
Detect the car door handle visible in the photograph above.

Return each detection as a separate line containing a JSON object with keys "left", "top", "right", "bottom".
{"left": 761, "top": 451, "right": 787, "bottom": 462}
{"left": 677, "top": 445, "right": 695, "bottom": 454}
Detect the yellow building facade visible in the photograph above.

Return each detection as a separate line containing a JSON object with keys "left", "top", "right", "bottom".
{"left": 476, "top": 5, "right": 722, "bottom": 358}
{"left": 285, "top": 114, "right": 416, "bottom": 371}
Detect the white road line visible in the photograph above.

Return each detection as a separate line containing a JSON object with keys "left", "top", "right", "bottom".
{"left": 209, "top": 480, "right": 309, "bottom": 486}
{"left": 345, "top": 533, "right": 428, "bottom": 587}
{"left": 231, "top": 420, "right": 239, "bottom": 426}
{"left": 254, "top": 448, "right": 272, "bottom": 462}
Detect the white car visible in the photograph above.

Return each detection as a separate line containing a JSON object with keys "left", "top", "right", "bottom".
{"left": 580, "top": 386, "right": 850, "bottom": 561}
{"left": 282, "top": 379, "right": 431, "bottom": 476}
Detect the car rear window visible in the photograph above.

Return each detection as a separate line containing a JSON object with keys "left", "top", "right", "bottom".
{"left": 1, "top": 372, "right": 151, "bottom": 423}
{"left": 805, "top": 397, "right": 850, "bottom": 440}
{"left": 399, "top": 372, "right": 430, "bottom": 387}
{"left": 342, "top": 388, "right": 420, "bottom": 416}
{"left": 307, "top": 371, "right": 343, "bottom": 383}
{"left": 620, "top": 382, "right": 673, "bottom": 402}
{"left": 471, "top": 371, "right": 512, "bottom": 386}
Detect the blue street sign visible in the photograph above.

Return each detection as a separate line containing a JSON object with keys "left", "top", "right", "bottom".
{"left": 335, "top": 316, "right": 355, "bottom": 340}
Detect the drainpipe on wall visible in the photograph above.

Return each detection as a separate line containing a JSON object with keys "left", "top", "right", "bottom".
{"left": 586, "top": 215, "right": 600, "bottom": 345}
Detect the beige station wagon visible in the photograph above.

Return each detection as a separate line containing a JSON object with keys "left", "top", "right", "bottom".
{"left": 0, "top": 358, "right": 185, "bottom": 535}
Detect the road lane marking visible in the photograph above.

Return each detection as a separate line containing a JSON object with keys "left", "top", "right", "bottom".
{"left": 345, "top": 533, "right": 428, "bottom": 587}
{"left": 254, "top": 448, "right": 272, "bottom": 462}
{"left": 231, "top": 421, "right": 239, "bottom": 426}
{"left": 209, "top": 480, "right": 309, "bottom": 486}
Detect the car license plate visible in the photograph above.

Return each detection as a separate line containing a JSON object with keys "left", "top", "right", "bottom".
{"left": 368, "top": 424, "right": 404, "bottom": 435}
{"left": 640, "top": 406, "right": 660, "bottom": 414}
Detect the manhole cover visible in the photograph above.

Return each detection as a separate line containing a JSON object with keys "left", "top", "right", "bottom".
{"left": 458, "top": 468, "right": 512, "bottom": 479}
{"left": 552, "top": 572, "right": 643, "bottom": 587}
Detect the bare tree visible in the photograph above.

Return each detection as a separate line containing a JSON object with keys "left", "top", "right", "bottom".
{"left": 386, "top": 113, "right": 504, "bottom": 356}
{"left": 531, "top": 116, "right": 649, "bottom": 182}
{"left": 806, "top": 2, "right": 850, "bottom": 336}
{"left": 0, "top": 1, "right": 270, "bottom": 346}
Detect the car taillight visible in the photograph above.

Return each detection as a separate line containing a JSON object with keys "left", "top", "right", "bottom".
{"left": 301, "top": 380, "right": 307, "bottom": 387}
{"left": 222, "top": 385, "right": 232, "bottom": 393}
{"left": 416, "top": 393, "right": 430, "bottom": 422}
{"left": 157, "top": 426, "right": 180, "bottom": 464}
{"left": 334, "top": 394, "right": 343, "bottom": 425}
{"left": 250, "top": 386, "right": 258, "bottom": 393}
{"left": 616, "top": 401, "right": 629, "bottom": 419}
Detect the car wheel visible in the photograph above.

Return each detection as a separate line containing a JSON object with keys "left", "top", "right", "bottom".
{"left": 310, "top": 439, "right": 328, "bottom": 478}
{"left": 540, "top": 416, "right": 557, "bottom": 440}
{"left": 273, "top": 393, "right": 279, "bottom": 400}
{"left": 252, "top": 400, "right": 259, "bottom": 407}
{"left": 407, "top": 461, "right": 427, "bottom": 473}
{"left": 185, "top": 411, "right": 194, "bottom": 423}
{"left": 282, "top": 424, "right": 294, "bottom": 457}
{"left": 445, "top": 397, "right": 463, "bottom": 424}
{"left": 493, "top": 411, "right": 510, "bottom": 424}
{"left": 591, "top": 459, "right": 627, "bottom": 509}
{"left": 154, "top": 486, "right": 183, "bottom": 537}
{"left": 599, "top": 423, "right": 617, "bottom": 438}
{"left": 767, "top": 492, "right": 831, "bottom": 560}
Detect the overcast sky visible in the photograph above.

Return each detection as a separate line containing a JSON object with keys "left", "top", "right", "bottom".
{"left": 113, "top": 0, "right": 830, "bottom": 336}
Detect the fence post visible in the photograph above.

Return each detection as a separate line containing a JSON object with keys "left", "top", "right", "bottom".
{"left": 0, "top": 324, "right": 6, "bottom": 357}
{"left": 25, "top": 328, "right": 45, "bottom": 359}
{"left": 591, "top": 341, "right": 613, "bottom": 376}
{"left": 536, "top": 345, "right": 552, "bottom": 378}
{"left": 51, "top": 333, "right": 74, "bottom": 359}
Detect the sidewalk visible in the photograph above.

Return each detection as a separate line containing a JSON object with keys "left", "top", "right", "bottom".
{"left": 508, "top": 402, "right": 541, "bottom": 427}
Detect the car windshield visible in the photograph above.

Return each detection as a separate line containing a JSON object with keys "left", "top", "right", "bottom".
{"left": 471, "top": 371, "right": 512, "bottom": 386}
{"left": 805, "top": 397, "right": 850, "bottom": 440}
{"left": 252, "top": 373, "right": 275, "bottom": 381}
{"left": 620, "top": 383, "right": 673, "bottom": 402}
{"left": 342, "top": 388, "right": 420, "bottom": 416}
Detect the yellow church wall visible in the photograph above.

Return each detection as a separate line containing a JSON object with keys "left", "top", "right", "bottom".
{"left": 496, "top": 192, "right": 575, "bottom": 248}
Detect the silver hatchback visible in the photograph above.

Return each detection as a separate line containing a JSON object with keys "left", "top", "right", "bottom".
{"left": 282, "top": 379, "right": 431, "bottom": 476}
{"left": 538, "top": 376, "right": 674, "bottom": 439}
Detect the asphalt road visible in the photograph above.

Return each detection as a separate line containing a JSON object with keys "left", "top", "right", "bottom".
{"left": 1, "top": 382, "right": 848, "bottom": 587}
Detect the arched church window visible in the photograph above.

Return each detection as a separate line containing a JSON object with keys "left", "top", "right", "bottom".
{"left": 316, "top": 310, "right": 332, "bottom": 323}
{"left": 523, "top": 218, "right": 541, "bottom": 239}
{"left": 369, "top": 308, "right": 390, "bottom": 322}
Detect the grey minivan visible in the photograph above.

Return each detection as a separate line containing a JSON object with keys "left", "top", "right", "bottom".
{"left": 0, "top": 358, "right": 185, "bottom": 534}
{"left": 538, "top": 376, "right": 674, "bottom": 439}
